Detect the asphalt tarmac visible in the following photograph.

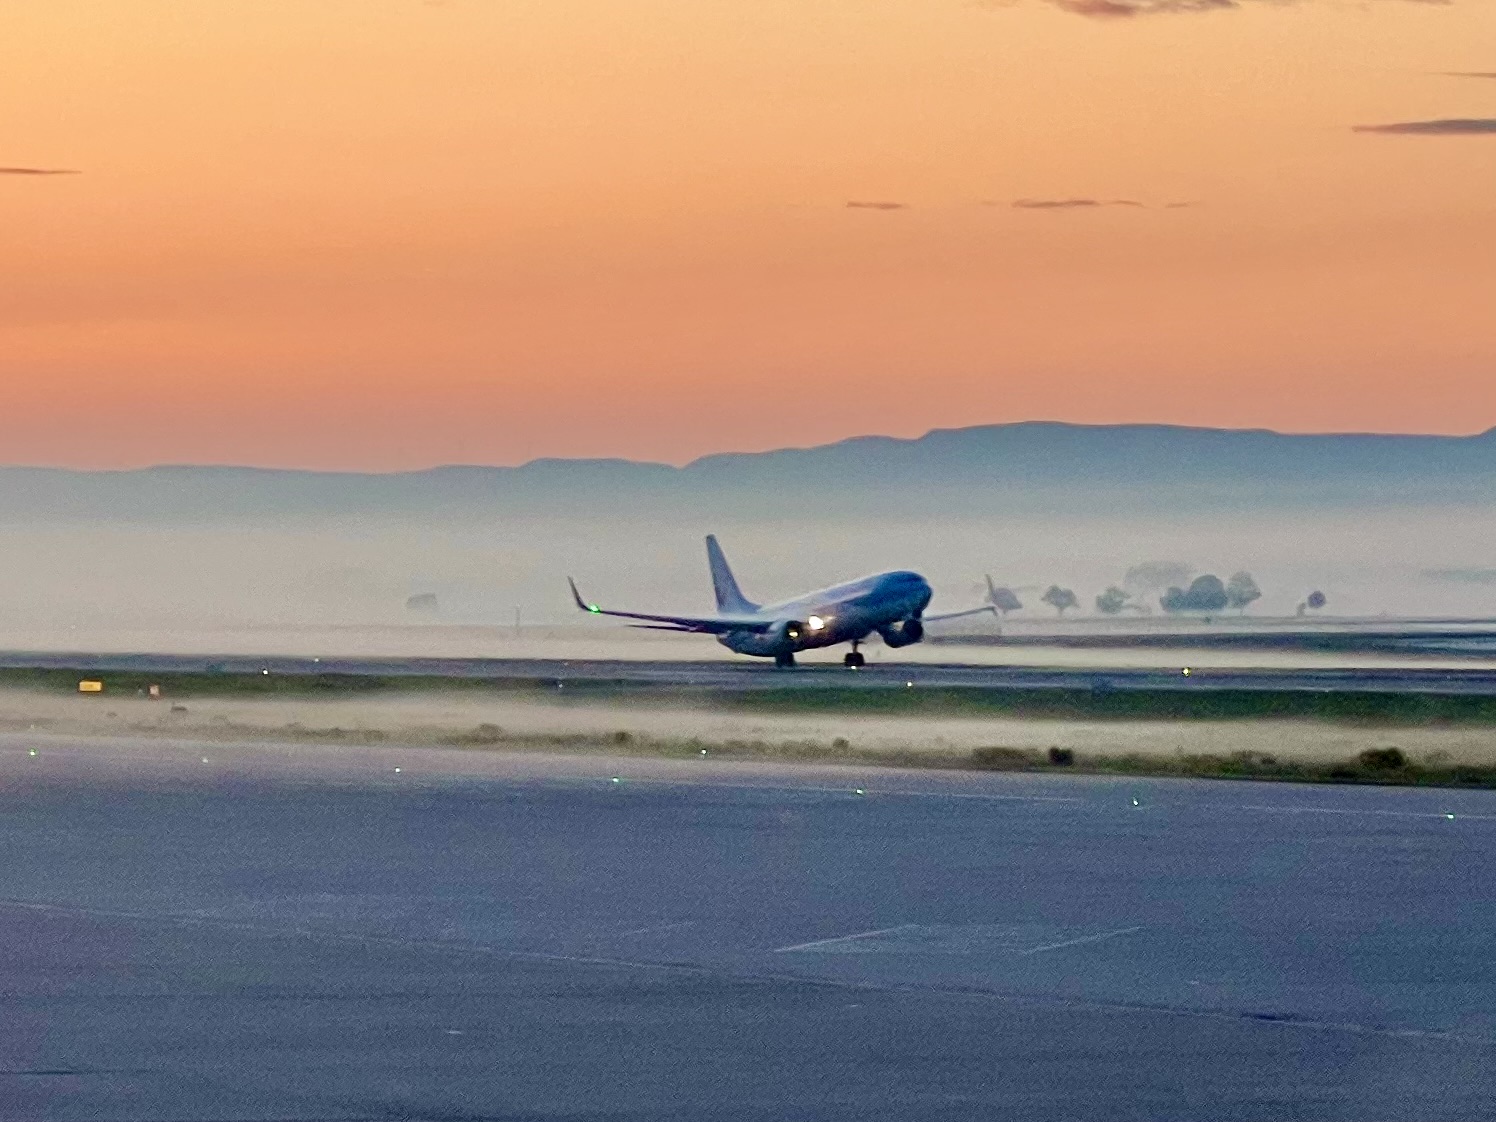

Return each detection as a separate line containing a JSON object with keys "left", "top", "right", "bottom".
{"left": 3, "top": 735, "right": 1495, "bottom": 1120}
{"left": 4, "top": 649, "right": 1496, "bottom": 695}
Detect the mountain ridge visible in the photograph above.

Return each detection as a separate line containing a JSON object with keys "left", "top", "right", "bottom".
{"left": 2, "top": 421, "right": 1493, "bottom": 520}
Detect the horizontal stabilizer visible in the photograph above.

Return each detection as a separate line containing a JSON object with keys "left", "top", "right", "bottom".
{"left": 922, "top": 605, "right": 998, "bottom": 624}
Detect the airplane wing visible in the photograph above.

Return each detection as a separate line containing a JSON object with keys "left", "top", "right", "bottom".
{"left": 568, "top": 578, "right": 775, "bottom": 634}
{"left": 922, "top": 605, "right": 999, "bottom": 624}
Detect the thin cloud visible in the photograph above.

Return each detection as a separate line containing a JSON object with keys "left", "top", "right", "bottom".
{"left": 845, "top": 200, "right": 909, "bottom": 210}
{"left": 984, "top": 0, "right": 1452, "bottom": 18}
{"left": 0, "top": 167, "right": 80, "bottom": 175}
{"left": 1353, "top": 118, "right": 1496, "bottom": 134}
{"left": 1443, "top": 72, "right": 1496, "bottom": 79}
{"left": 1009, "top": 198, "right": 1145, "bottom": 209}
{"left": 1049, "top": 0, "right": 1233, "bottom": 14}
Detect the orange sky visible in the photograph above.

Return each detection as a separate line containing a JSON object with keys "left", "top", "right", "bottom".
{"left": 3, "top": 0, "right": 1495, "bottom": 469}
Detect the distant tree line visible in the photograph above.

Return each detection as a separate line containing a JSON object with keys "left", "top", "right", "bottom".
{"left": 985, "top": 566, "right": 1328, "bottom": 618}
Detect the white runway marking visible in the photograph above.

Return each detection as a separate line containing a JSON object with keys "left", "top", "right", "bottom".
{"left": 1020, "top": 925, "right": 1144, "bottom": 956}
{"left": 775, "top": 924, "right": 916, "bottom": 953}
{"left": 0, "top": 898, "right": 1481, "bottom": 1045}
{"left": 619, "top": 920, "right": 696, "bottom": 937}
{"left": 1238, "top": 804, "right": 1496, "bottom": 823}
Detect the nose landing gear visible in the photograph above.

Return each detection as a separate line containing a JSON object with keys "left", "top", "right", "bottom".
{"left": 843, "top": 643, "right": 866, "bottom": 669}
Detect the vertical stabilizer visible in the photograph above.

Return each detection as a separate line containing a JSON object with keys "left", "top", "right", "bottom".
{"left": 706, "top": 535, "right": 758, "bottom": 614}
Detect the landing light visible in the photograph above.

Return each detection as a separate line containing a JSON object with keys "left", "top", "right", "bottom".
{"left": 807, "top": 615, "right": 826, "bottom": 632}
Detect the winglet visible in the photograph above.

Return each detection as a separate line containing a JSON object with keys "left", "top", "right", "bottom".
{"left": 568, "top": 577, "right": 600, "bottom": 614}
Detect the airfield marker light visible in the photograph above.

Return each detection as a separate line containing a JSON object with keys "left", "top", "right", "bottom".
{"left": 700, "top": 749, "right": 708, "bottom": 756}
{"left": 906, "top": 681, "right": 913, "bottom": 689}
{"left": 611, "top": 776, "right": 621, "bottom": 785}
{"left": 1446, "top": 813, "right": 1456, "bottom": 820}
{"left": 1131, "top": 797, "right": 1140, "bottom": 807}
{"left": 1182, "top": 668, "right": 1192, "bottom": 677}
{"left": 394, "top": 767, "right": 402, "bottom": 774}
{"left": 201, "top": 757, "right": 208, "bottom": 764}
{"left": 262, "top": 668, "right": 270, "bottom": 676}
{"left": 28, "top": 749, "right": 37, "bottom": 758}
{"left": 855, "top": 787, "right": 866, "bottom": 797}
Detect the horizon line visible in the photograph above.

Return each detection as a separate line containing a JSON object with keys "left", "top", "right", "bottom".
{"left": 0, "top": 419, "right": 1492, "bottom": 476}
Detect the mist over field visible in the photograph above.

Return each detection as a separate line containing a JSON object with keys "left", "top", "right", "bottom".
{"left": 1, "top": 423, "right": 1494, "bottom": 652}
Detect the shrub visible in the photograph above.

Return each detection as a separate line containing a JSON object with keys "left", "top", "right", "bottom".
{"left": 1358, "top": 747, "right": 1407, "bottom": 771}
{"left": 1047, "top": 747, "right": 1075, "bottom": 767}
{"left": 971, "top": 746, "right": 1040, "bottom": 770}
{"left": 454, "top": 723, "right": 504, "bottom": 745}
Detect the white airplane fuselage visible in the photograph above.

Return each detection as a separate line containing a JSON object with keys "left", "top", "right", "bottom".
{"left": 715, "top": 570, "right": 933, "bottom": 658}
{"left": 569, "top": 535, "right": 988, "bottom": 666}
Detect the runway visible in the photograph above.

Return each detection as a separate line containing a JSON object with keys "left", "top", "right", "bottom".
{"left": 3, "top": 735, "right": 1495, "bottom": 1120}
{"left": 4, "top": 648, "right": 1496, "bottom": 695}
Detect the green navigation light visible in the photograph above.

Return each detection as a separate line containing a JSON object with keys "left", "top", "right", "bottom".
{"left": 588, "top": 604, "right": 601, "bottom": 614}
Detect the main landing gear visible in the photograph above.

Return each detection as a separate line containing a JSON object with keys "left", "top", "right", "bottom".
{"left": 774, "top": 652, "right": 797, "bottom": 669}
{"left": 843, "top": 643, "right": 866, "bottom": 669}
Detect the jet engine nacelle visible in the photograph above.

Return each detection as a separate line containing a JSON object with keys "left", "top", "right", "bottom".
{"left": 877, "top": 618, "right": 924, "bottom": 648}
{"left": 772, "top": 620, "right": 806, "bottom": 647}
{"left": 723, "top": 619, "right": 806, "bottom": 658}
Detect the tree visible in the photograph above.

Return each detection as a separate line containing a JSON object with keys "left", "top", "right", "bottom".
{"left": 1095, "top": 586, "right": 1130, "bottom": 615}
{"left": 1225, "top": 571, "right": 1262, "bottom": 613}
{"left": 1160, "top": 574, "right": 1229, "bottom": 614}
{"left": 1297, "top": 590, "right": 1328, "bottom": 616}
{"left": 1041, "top": 585, "right": 1079, "bottom": 615}
{"left": 1123, "top": 561, "right": 1193, "bottom": 595}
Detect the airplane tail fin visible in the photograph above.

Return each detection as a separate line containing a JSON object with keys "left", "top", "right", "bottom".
{"left": 985, "top": 574, "right": 998, "bottom": 601}
{"left": 706, "top": 535, "right": 758, "bottom": 614}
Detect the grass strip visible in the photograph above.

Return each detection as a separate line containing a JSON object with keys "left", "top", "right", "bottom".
{"left": 9, "top": 666, "right": 1496, "bottom": 726}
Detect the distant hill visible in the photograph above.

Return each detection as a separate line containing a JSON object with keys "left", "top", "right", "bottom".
{"left": 2, "top": 422, "right": 1494, "bottom": 521}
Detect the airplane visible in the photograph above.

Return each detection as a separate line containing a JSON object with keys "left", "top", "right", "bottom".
{"left": 568, "top": 535, "right": 995, "bottom": 668}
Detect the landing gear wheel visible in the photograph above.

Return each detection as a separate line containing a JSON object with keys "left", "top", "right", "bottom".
{"left": 843, "top": 650, "right": 866, "bottom": 669}
{"left": 774, "top": 653, "right": 797, "bottom": 669}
